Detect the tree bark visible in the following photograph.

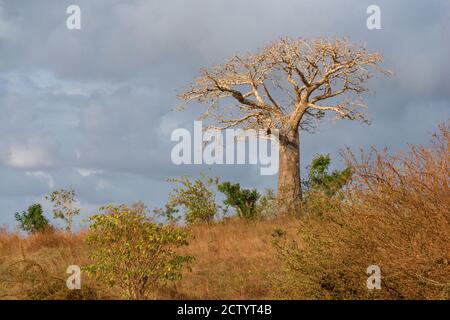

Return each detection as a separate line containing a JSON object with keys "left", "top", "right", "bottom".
{"left": 277, "top": 128, "right": 302, "bottom": 216}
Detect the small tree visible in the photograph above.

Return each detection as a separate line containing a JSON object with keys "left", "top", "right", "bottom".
{"left": 166, "top": 176, "right": 218, "bottom": 224}
{"left": 304, "top": 154, "right": 352, "bottom": 197}
{"left": 84, "top": 204, "right": 193, "bottom": 299}
{"left": 14, "top": 204, "right": 50, "bottom": 233}
{"left": 46, "top": 188, "right": 80, "bottom": 231}
{"left": 218, "top": 182, "right": 260, "bottom": 219}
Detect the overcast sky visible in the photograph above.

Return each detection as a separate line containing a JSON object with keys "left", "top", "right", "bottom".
{"left": 0, "top": 0, "right": 449, "bottom": 229}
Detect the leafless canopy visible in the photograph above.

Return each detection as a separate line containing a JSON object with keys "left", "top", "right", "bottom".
{"left": 179, "top": 37, "right": 390, "bottom": 133}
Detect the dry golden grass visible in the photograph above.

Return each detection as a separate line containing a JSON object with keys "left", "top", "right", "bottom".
{"left": 0, "top": 230, "right": 106, "bottom": 299}
{"left": 173, "top": 217, "right": 299, "bottom": 299}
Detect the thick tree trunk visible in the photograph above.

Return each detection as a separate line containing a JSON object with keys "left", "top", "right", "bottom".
{"left": 277, "top": 128, "right": 302, "bottom": 216}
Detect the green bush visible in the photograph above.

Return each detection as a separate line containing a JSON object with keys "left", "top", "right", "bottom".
{"left": 304, "top": 154, "right": 351, "bottom": 197}
{"left": 84, "top": 204, "right": 193, "bottom": 299}
{"left": 166, "top": 176, "right": 218, "bottom": 224}
{"left": 14, "top": 204, "right": 50, "bottom": 234}
{"left": 301, "top": 154, "right": 351, "bottom": 217}
{"left": 218, "top": 182, "right": 260, "bottom": 220}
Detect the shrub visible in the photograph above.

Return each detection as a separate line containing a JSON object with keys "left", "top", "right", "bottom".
{"left": 84, "top": 204, "right": 193, "bottom": 299}
{"left": 15, "top": 204, "right": 50, "bottom": 234}
{"left": 166, "top": 176, "right": 218, "bottom": 224}
{"left": 218, "top": 182, "right": 260, "bottom": 220}
{"left": 274, "top": 122, "right": 450, "bottom": 299}
{"left": 300, "top": 154, "right": 351, "bottom": 218}
{"left": 304, "top": 154, "right": 352, "bottom": 197}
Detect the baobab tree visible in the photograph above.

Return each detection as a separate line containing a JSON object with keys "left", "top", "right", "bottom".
{"left": 179, "top": 37, "right": 390, "bottom": 215}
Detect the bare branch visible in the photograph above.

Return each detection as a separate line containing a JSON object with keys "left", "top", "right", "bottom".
{"left": 307, "top": 101, "right": 369, "bottom": 123}
{"left": 179, "top": 37, "right": 390, "bottom": 132}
